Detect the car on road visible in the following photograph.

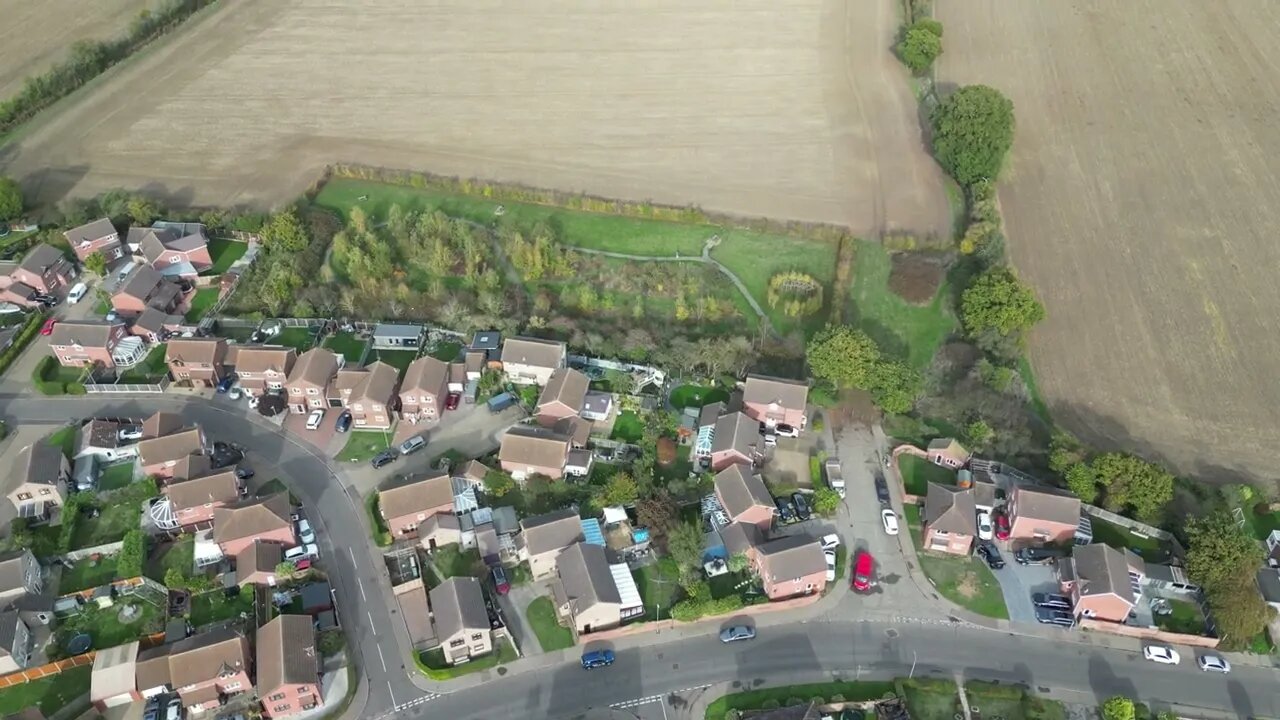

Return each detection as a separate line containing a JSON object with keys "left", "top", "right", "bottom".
{"left": 581, "top": 649, "right": 615, "bottom": 669}
{"left": 67, "top": 282, "right": 88, "bottom": 305}
{"left": 1034, "top": 606, "right": 1075, "bottom": 627}
{"left": 216, "top": 375, "right": 235, "bottom": 393}
{"left": 880, "top": 508, "right": 899, "bottom": 535}
{"left": 1143, "top": 644, "right": 1181, "bottom": 665}
{"left": 791, "top": 493, "right": 812, "bottom": 521}
{"left": 719, "top": 625, "right": 756, "bottom": 643}
{"left": 773, "top": 496, "right": 795, "bottom": 524}
{"left": 1197, "top": 653, "right": 1231, "bottom": 673}
{"left": 994, "top": 511, "right": 1011, "bottom": 541}
{"left": 118, "top": 426, "right": 144, "bottom": 442}
{"left": 446, "top": 392, "right": 461, "bottom": 410}
{"left": 335, "top": 410, "right": 352, "bottom": 433}
{"left": 399, "top": 435, "right": 426, "bottom": 455}
{"left": 774, "top": 423, "right": 799, "bottom": 438}
{"left": 820, "top": 534, "right": 840, "bottom": 551}
{"left": 976, "top": 542, "right": 1004, "bottom": 569}
{"left": 491, "top": 565, "right": 510, "bottom": 595}
{"left": 370, "top": 449, "right": 399, "bottom": 469}
{"left": 296, "top": 519, "right": 315, "bottom": 544}
{"left": 824, "top": 549, "right": 837, "bottom": 581}
{"left": 1032, "top": 592, "right": 1073, "bottom": 610}
{"left": 284, "top": 544, "right": 319, "bottom": 561}
{"left": 874, "top": 474, "right": 890, "bottom": 505}
{"left": 305, "top": 409, "right": 324, "bottom": 430}
{"left": 976, "top": 511, "right": 994, "bottom": 541}
{"left": 852, "top": 551, "right": 875, "bottom": 593}
{"left": 1015, "top": 547, "right": 1065, "bottom": 565}
{"left": 39, "top": 317, "right": 57, "bottom": 335}
{"left": 228, "top": 387, "right": 242, "bottom": 400}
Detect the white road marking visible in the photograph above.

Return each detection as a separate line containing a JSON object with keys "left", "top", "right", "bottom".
{"left": 377, "top": 642, "right": 387, "bottom": 672}
{"left": 350, "top": 547, "right": 367, "bottom": 601}
{"left": 612, "top": 685, "right": 711, "bottom": 710}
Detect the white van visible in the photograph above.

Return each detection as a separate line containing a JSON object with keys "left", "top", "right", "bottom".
{"left": 66, "top": 282, "right": 88, "bottom": 305}
{"left": 116, "top": 260, "right": 137, "bottom": 283}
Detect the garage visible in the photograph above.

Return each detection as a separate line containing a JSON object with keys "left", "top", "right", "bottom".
{"left": 91, "top": 640, "right": 140, "bottom": 709}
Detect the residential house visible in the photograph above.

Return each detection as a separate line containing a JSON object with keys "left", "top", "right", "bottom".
{"left": 552, "top": 543, "right": 624, "bottom": 635}
{"left": 741, "top": 374, "right": 808, "bottom": 431}
{"left": 922, "top": 482, "right": 976, "bottom": 555}
{"left": 1006, "top": 486, "right": 1082, "bottom": 547}
{"left": 378, "top": 471, "right": 459, "bottom": 550}
{"left": 520, "top": 509, "right": 584, "bottom": 580}
{"left": 0, "top": 550, "right": 51, "bottom": 630}
{"left": 498, "top": 426, "right": 571, "bottom": 481}
{"left": 130, "top": 306, "right": 186, "bottom": 343}
{"left": 344, "top": 360, "right": 399, "bottom": 429}
{"left": 0, "top": 611, "right": 32, "bottom": 674}
{"left": 48, "top": 321, "right": 132, "bottom": 368}
{"left": 141, "top": 411, "right": 182, "bottom": 438}
{"left": 165, "top": 338, "right": 228, "bottom": 387}
{"left": 234, "top": 541, "right": 284, "bottom": 587}
{"left": 6, "top": 442, "right": 69, "bottom": 521}
{"left": 693, "top": 402, "right": 726, "bottom": 459}
{"left": 111, "top": 265, "right": 187, "bottom": 317}
{"left": 429, "top": 577, "right": 493, "bottom": 665}
{"left": 285, "top": 348, "right": 341, "bottom": 413}
{"left": 90, "top": 641, "right": 142, "bottom": 711}
{"left": 76, "top": 419, "right": 140, "bottom": 463}
{"left": 166, "top": 470, "right": 242, "bottom": 528}
{"left": 400, "top": 355, "right": 449, "bottom": 424}
{"left": 714, "top": 464, "right": 776, "bottom": 530}
{"left": 134, "top": 627, "right": 252, "bottom": 713}
{"left": 171, "top": 454, "right": 214, "bottom": 482}
{"left": 581, "top": 391, "right": 613, "bottom": 422}
{"left": 11, "top": 244, "right": 75, "bottom": 295}
{"left": 535, "top": 368, "right": 589, "bottom": 427}
{"left": 371, "top": 323, "right": 423, "bottom": 350}
{"left": 925, "top": 438, "right": 970, "bottom": 469}
{"left": 470, "top": 331, "right": 502, "bottom": 363}
{"left": 212, "top": 493, "right": 296, "bottom": 557}
{"left": 230, "top": 345, "right": 296, "bottom": 396}
{"left": 500, "top": 336, "right": 566, "bottom": 385}
{"left": 755, "top": 535, "right": 828, "bottom": 600}
{"left": 257, "top": 614, "right": 322, "bottom": 718}
{"left": 709, "top": 412, "right": 765, "bottom": 472}
{"left": 138, "top": 225, "right": 212, "bottom": 279}
{"left": 65, "top": 217, "right": 123, "bottom": 264}
{"left": 136, "top": 426, "right": 207, "bottom": 481}
{"left": 1059, "top": 543, "right": 1145, "bottom": 623}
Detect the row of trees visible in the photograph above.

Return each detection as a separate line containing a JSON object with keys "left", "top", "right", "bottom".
{"left": 896, "top": 19, "right": 943, "bottom": 74}
{"left": 806, "top": 325, "right": 922, "bottom": 413}
{"left": 1185, "top": 513, "right": 1274, "bottom": 650}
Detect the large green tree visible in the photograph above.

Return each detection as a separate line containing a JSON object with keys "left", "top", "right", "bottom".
{"left": 930, "top": 84, "right": 1016, "bottom": 186}
{"left": 1205, "top": 580, "right": 1274, "bottom": 650}
{"left": 961, "top": 266, "right": 1045, "bottom": 337}
{"left": 596, "top": 472, "right": 639, "bottom": 508}
{"left": 261, "top": 209, "right": 309, "bottom": 253}
{"left": 806, "top": 325, "right": 881, "bottom": 390}
{"left": 1185, "top": 513, "right": 1264, "bottom": 591}
{"left": 867, "top": 359, "right": 922, "bottom": 414}
{"left": 897, "top": 23, "right": 942, "bottom": 74}
{"left": 1101, "top": 697, "right": 1135, "bottom": 720}
{"left": 0, "top": 177, "right": 22, "bottom": 221}
{"left": 83, "top": 251, "right": 107, "bottom": 277}
{"left": 1090, "top": 452, "right": 1173, "bottom": 523}
{"left": 667, "top": 521, "right": 706, "bottom": 573}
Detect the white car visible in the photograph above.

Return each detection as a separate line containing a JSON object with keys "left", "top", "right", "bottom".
{"left": 976, "top": 511, "right": 994, "bottom": 541}
{"left": 248, "top": 395, "right": 259, "bottom": 410}
{"left": 305, "top": 409, "right": 325, "bottom": 430}
{"left": 820, "top": 533, "right": 841, "bottom": 551}
{"left": 1197, "top": 653, "right": 1230, "bottom": 673}
{"left": 881, "top": 508, "right": 900, "bottom": 535}
{"left": 117, "top": 426, "right": 144, "bottom": 442}
{"left": 824, "top": 549, "right": 837, "bottom": 582}
{"left": 297, "top": 519, "right": 315, "bottom": 544}
{"left": 228, "top": 387, "right": 242, "bottom": 400}
{"left": 1143, "top": 644, "right": 1181, "bottom": 665}
{"left": 284, "top": 544, "right": 319, "bottom": 561}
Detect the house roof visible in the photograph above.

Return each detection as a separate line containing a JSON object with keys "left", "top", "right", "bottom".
{"left": 582, "top": 392, "right": 613, "bottom": 416}
{"left": 1013, "top": 486, "right": 1081, "bottom": 526}
{"left": 138, "top": 229, "right": 180, "bottom": 264}
{"left": 288, "top": 348, "right": 340, "bottom": 388}
{"left": 232, "top": 345, "right": 296, "bottom": 375}
{"left": 1257, "top": 569, "right": 1280, "bottom": 603}
{"left": 0, "top": 551, "right": 32, "bottom": 596}
{"left": 401, "top": 355, "right": 449, "bottom": 396}
{"left": 556, "top": 542, "right": 621, "bottom": 609}
{"left": 923, "top": 482, "right": 977, "bottom": 535}
{"left": 0, "top": 611, "right": 19, "bottom": 657}
{"left": 698, "top": 402, "right": 725, "bottom": 428}
{"left": 520, "top": 508, "right": 583, "bottom": 556}
{"left": 19, "top": 244, "right": 66, "bottom": 274}
{"left": 164, "top": 627, "right": 248, "bottom": 690}
{"left": 350, "top": 361, "right": 399, "bottom": 405}
{"left": 392, "top": 578, "right": 436, "bottom": 648}
{"left": 470, "top": 331, "right": 501, "bottom": 351}
{"left": 972, "top": 480, "right": 1000, "bottom": 509}
{"left": 167, "top": 471, "right": 240, "bottom": 510}
{"left": 711, "top": 412, "right": 761, "bottom": 458}
{"left": 256, "top": 614, "right": 316, "bottom": 691}
{"left": 166, "top": 338, "right": 226, "bottom": 367}
{"left": 537, "top": 368, "right": 589, "bottom": 411}
{"left": 491, "top": 506, "right": 519, "bottom": 535}
{"left": 720, "top": 521, "right": 763, "bottom": 556}
{"left": 78, "top": 419, "right": 123, "bottom": 453}
{"left": 18, "top": 442, "right": 63, "bottom": 487}
{"left": 372, "top": 323, "right": 422, "bottom": 338}
{"left": 742, "top": 374, "right": 808, "bottom": 411}
{"left": 333, "top": 368, "right": 366, "bottom": 396}
{"left": 1072, "top": 543, "right": 1137, "bottom": 605}
{"left": 134, "top": 648, "right": 173, "bottom": 691}
{"left": 171, "top": 454, "right": 213, "bottom": 482}
{"left": 927, "top": 437, "right": 970, "bottom": 460}
{"left": 90, "top": 640, "right": 138, "bottom": 703}
{"left": 142, "top": 411, "right": 184, "bottom": 438}
{"left": 553, "top": 416, "right": 591, "bottom": 448}
{"left": 379, "top": 471, "right": 454, "bottom": 516}
{"left": 499, "top": 426, "right": 570, "bottom": 471}
{"left": 212, "top": 493, "right": 292, "bottom": 543}
{"left": 134, "top": 307, "right": 182, "bottom": 333}
{"left": 757, "top": 535, "right": 827, "bottom": 577}
{"left": 235, "top": 541, "right": 283, "bottom": 584}
{"left": 137, "top": 427, "right": 203, "bottom": 466}
{"left": 116, "top": 265, "right": 167, "bottom": 302}
{"left": 501, "top": 336, "right": 565, "bottom": 368}
{"left": 47, "top": 321, "right": 119, "bottom": 349}
{"left": 429, "top": 576, "right": 489, "bottom": 640}
{"left": 4, "top": 281, "right": 35, "bottom": 300}
{"left": 64, "top": 218, "right": 117, "bottom": 246}
{"left": 714, "top": 464, "right": 773, "bottom": 520}
{"left": 458, "top": 460, "right": 489, "bottom": 485}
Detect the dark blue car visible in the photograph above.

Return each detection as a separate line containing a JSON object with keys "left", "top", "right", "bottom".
{"left": 581, "top": 649, "right": 615, "bottom": 669}
{"left": 215, "top": 374, "right": 236, "bottom": 393}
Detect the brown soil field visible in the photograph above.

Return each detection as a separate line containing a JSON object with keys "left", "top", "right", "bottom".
{"left": 0, "top": 0, "right": 950, "bottom": 238}
{"left": 937, "top": 0, "right": 1280, "bottom": 480}
{"left": 0, "top": 0, "right": 154, "bottom": 99}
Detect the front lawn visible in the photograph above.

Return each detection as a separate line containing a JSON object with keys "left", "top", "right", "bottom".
{"left": 335, "top": 430, "right": 393, "bottom": 463}
{"left": 59, "top": 556, "right": 120, "bottom": 593}
{"left": 905, "top": 504, "right": 1009, "bottom": 620}
{"left": 371, "top": 349, "right": 417, "bottom": 376}
{"left": 323, "top": 331, "right": 367, "bottom": 362}
{"left": 669, "top": 384, "right": 729, "bottom": 410}
{"left": 206, "top": 238, "right": 249, "bottom": 275}
{"left": 190, "top": 589, "right": 255, "bottom": 626}
{"left": 965, "top": 681, "right": 1067, "bottom": 720}
{"left": 98, "top": 462, "right": 136, "bottom": 491}
{"left": 526, "top": 596, "right": 575, "bottom": 652}
{"left": 634, "top": 558, "right": 682, "bottom": 620}
{"left": 119, "top": 344, "right": 169, "bottom": 383}
{"left": 184, "top": 288, "right": 220, "bottom": 322}
{"left": 0, "top": 665, "right": 91, "bottom": 716}
{"left": 703, "top": 681, "right": 896, "bottom": 720}
{"left": 847, "top": 240, "right": 957, "bottom": 370}
{"left": 610, "top": 410, "right": 645, "bottom": 443}
{"left": 898, "top": 454, "right": 957, "bottom": 497}
{"left": 416, "top": 637, "right": 517, "bottom": 679}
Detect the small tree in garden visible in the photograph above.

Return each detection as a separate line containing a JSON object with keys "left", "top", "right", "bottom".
{"left": 83, "top": 251, "right": 107, "bottom": 277}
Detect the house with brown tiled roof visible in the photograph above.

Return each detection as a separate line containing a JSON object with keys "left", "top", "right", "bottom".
{"left": 166, "top": 470, "right": 243, "bottom": 528}
{"left": 709, "top": 411, "right": 764, "bottom": 472}
{"left": 230, "top": 345, "right": 295, "bottom": 395}
{"left": 378, "top": 472, "right": 458, "bottom": 549}
{"left": 500, "top": 336, "right": 566, "bottom": 386}
{"left": 166, "top": 338, "right": 228, "bottom": 388}
{"left": 1060, "top": 543, "right": 1145, "bottom": 623}
{"left": 137, "top": 223, "right": 212, "bottom": 279}
{"left": 48, "top": 321, "right": 131, "bottom": 368}
{"left": 133, "top": 627, "right": 252, "bottom": 714}
{"left": 212, "top": 493, "right": 296, "bottom": 557}
{"left": 6, "top": 442, "right": 69, "bottom": 522}
{"left": 400, "top": 356, "right": 449, "bottom": 424}
{"left": 111, "top": 265, "right": 188, "bottom": 317}
{"left": 519, "top": 509, "right": 583, "bottom": 580}
{"left": 714, "top": 464, "right": 775, "bottom": 530}
{"left": 64, "top": 217, "right": 123, "bottom": 264}
{"left": 285, "top": 348, "right": 341, "bottom": 414}
{"left": 498, "top": 426, "right": 571, "bottom": 481}
{"left": 755, "top": 535, "right": 828, "bottom": 600}
{"left": 429, "top": 577, "right": 493, "bottom": 665}
{"left": 922, "top": 482, "right": 976, "bottom": 556}
{"left": 1007, "top": 485, "right": 1082, "bottom": 547}
{"left": 926, "top": 438, "right": 970, "bottom": 469}
{"left": 136, "top": 426, "right": 207, "bottom": 482}
{"left": 234, "top": 541, "right": 284, "bottom": 587}
{"left": 8, "top": 244, "right": 75, "bottom": 297}
{"left": 344, "top": 360, "right": 399, "bottom": 429}
{"left": 536, "top": 368, "right": 589, "bottom": 427}
{"left": 257, "top": 614, "right": 322, "bottom": 718}
{"left": 129, "top": 306, "right": 185, "bottom": 343}
{"left": 741, "top": 374, "right": 808, "bottom": 432}
{"left": 552, "top": 542, "right": 627, "bottom": 635}
{"left": 141, "top": 411, "right": 183, "bottom": 439}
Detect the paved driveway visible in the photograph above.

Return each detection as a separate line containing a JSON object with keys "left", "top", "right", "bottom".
{"left": 991, "top": 557, "right": 1059, "bottom": 624}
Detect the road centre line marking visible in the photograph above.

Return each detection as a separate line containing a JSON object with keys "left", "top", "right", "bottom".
{"left": 377, "top": 643, "right": 387, "bottom": 672}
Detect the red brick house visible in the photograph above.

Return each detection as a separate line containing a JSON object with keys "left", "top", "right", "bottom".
{"left": 229, "top": 345, "right": 296, "bottom": 396}
{"left": 344, "top": 360, "right": 399, "bottom": 429}
{"left": 6, "top": 442, "right": 68, "bottom": 522}
{"left": 111, "top": 265, "right": 188, "bottom": 317}
{"left": 64, "top": 217, "right": 123, "bottom": 264}
{"left": 1060, "top": 543, "right": 1145, "bottom": 623}
{"left": 535, "top": 368, "right": 589, "bottom": 428}
{"left": 212, "top": 493, "right": 296, "bottom": 557}
{"left": 134, "top": 628, "right": 252, "bottom": 714}
{"left": 755, "top": 535, "right": 827, "bottom": 600}
{"left": 48, "top": 321, "right": 130, "bottom": 368}
{"left": 922, "top": 482, "right": 976, "bottom": 555}
{"left": 166, "top": 470, "right": 242, "bottom": 528}
{"left": 714, "top": 464, "right": 775, "bottom": 530}
{"left": 257, "top": 614, "right": 322, "bottom": 718}
{"left": 925, "top": 438, "right": 970, "bottom": 469}
{"left": 285, "top": 348, "right": 341, "bottom": 414}
{"left": 741, "top": 374, "right": 808, "bottom": 431}
{"left": 137, "top": 427, "right": 207, "bottom": 482}
{"left": 500, "top": 336, "right": 566, "bottom": 386}
{"left": 234, "top": 541, "right": 284, "bottom": 586}
{"left": 709, "top": 412, "right": 764, "bottom": 472}
{"left": 137, "top": 224, "right": 213, "bottom": 279}
{"left": 6, "top": 244, "right": 76, "bottom": 296}
{"left": 1007, "top": 486, "right": 1082, "bottom": 547}
{"left": 498, "top": 426, "right": 571, "bottom": 481}
{"left": 378, "top": 471, "right": 458, "bottom": 550}
{"left": 400, "top": 355, "right": 449, "bottom": 424}
{"left": 166, "top": 338, "right": 229, "bottom": 387}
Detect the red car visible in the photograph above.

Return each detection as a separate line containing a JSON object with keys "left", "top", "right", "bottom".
{"left": 39, "top": 318, "right": 57, "bottom": 336}
{"left": 994, "top": 511, "right": 1011, "bottom": 541}
{"left": 851, "top": 551, "right": 875, "bottom": 593}
{"left": 294, "top": 558, "right": 312, "bottom": 572}
{"left": 490, "top": 565, "right": 510, "bottom": 595}
{"left": 445, "top": 392, "right": 461, "bottom": 411}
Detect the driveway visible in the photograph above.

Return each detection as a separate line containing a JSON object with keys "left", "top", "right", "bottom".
{"left": 498, "top": 579, "right": 547, "bottom": 658}
{"left": 990, "top": 557, "right": 1059, "bottom": 624}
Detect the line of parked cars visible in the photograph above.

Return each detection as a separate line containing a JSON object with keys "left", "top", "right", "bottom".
{"left": 1032, "top": 592, "right": 1075, "bottom": 627}
{"left": 370, "top": 434, "right": 427, "bottom": 469}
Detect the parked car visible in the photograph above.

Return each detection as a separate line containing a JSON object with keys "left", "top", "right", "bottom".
{"left": 824, "top": 549, "right": 837, "bottom": 582}
{"left": 283, "top": 544, "right": 319, "bottom": 561}
{"left": 335, "top": 410, "right": 353, "bottom": 433}
{"left": 581, "top": 649, "right": 615, "bottom": 669}
{"left": 1197, "top": 653, "right": 1231, "bottom": 673}
{"left": 719, "top": 625, "right": 756, "bottom": 643}
{"left": 118, "top": 426, "right": 144, "bottom": 442}
{"left": 762, "top": 433, "right": 777, "bottom": 447}
{"left": 791, "top": 493, "right": 812, "bottom": 521}
{"left": 1032, "top": 592, "right": 1073, "bottom": 610}
{"left": 1143, "top": 644, "right": 1181, "bottom": 665}
{"left": 976, "top": 511, "right": 994, "bottom": 541}
{"left": 880, "top": 508, "right": 899, "bottom": 535}
{"left": 399, "top": 435, "right": 427, "bottom": 455}
{"left": 296, "top": 519, "right": 315, "bottom": 544}
{"left": 143, "top": 697, "right": 161, "bottom": 720}
{"left": 305, "top": 409, "right": 325, "bottom": 430}
{"left": 775, "top": 423, "right": 799, "bottom": 438}
{"left": 491, "top": 565, "right": 510, "bottom": 595}
{"left": 216, "top": 375, "right": 236, "bottom": 393}
{"left": 228, "top": 387, "right": 242, "bottom": 400}
{"left": 67, "top": 282, "right": 88, "bottom": 305}
{"left": 445, "top": 392, "right": 461, "bottom": 410}
{"left": 32, "top": 293, "right": 58, "bottom": 307}
{"left": 1016, "top": 547, "right": 1066, "bottom": 565}
{"left": 994, "top": 511, "right": 1011, "bottom": 541}
{"left": 165, "top": 696, "right": 182, "bottom": 720}
{"left": 39, "top": 317, "right": 57, "bottom": 335}
{"left": 820, "top": 533, "right": 840, "bottom": 551}
{"left": 371, "top": 449, "right": 399, "bottom": 469}
{"left": 773, "top": 496, "right": 795, "bottom": 523}
{"left": 874, "top": 475, "right": 890, "bottom": 505}
{"left": 851, "top": 551, "right": 875, "bottom": 592}
{"left": 248, "top": 395, "right": 259, "bottom": 410}
{"left": 294, "top": 558, "right": 312, "bottom": 572}
{"left": 976, "top": 542, "right": 1005, "bottom": 569}
{"left": 235, "top": 467, "right": 255, "bottom": 480}
{"left": 1034, "top": 606, "right": 1075, "bottom": 628}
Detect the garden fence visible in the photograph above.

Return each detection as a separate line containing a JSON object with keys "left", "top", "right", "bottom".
{"left": 1080, "top": 504, "right": 1175, "bottom": 542}
{"left": 85, "top": 379, "right": 169, "bottom": 394}
{"left": 63, "top": 540, "right": 124, "bottom": 562}
{"left": 0, "top": 652, "right": 94, "bottom": 689}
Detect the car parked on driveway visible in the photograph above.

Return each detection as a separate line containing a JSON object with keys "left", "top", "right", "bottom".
{"left": 824, "top": 549, "right": 837, "bottom": 582}
{"left": 976, "top": 511, "right": 994, "bottom": 541}
{"left": 446, "top": 392, "right": 461, "bottom": 410}
{"left": 490, "top": 565, "right": 510, "bottom": 594}
{"left": 775, "top": 423, "right": 799, "bottom": 438}
{"left": 216, "top": 374, "right": 235, "bottom": 393}
{"left": 399, "top": 435, "right": 426, "bottom": 455}
{"left": 1143, "top": 644, "right": 1181, "bottom": 665}
{"left": 335, "top": 410, "right": 352, "bottom": 433}
{"left": 1015, "top": 547, "right": 1066, "bottom": 565}
{"left": 791, "top": 493, "right": 812, "bottom": 521}
{"left": 881, "top": 508, "right": 899, "bottom": 535}
{"left": 581, "top": 649, "right": 615, "bottom": 669}
{"left": 720, "top": 625, "right": 756, "bottom": 643}
{"left": 1032, "top": 592, "right": 1073, "bottom": 610}
{"left": 994, "top": 511, "right": 1011, "bottom": 541}
{"left": 820, "top": 534, "right": 840, "bottom": 551}
{"left": 371, "top": 449, "right": 398, "bottom": 469}
{"left": 852, "top": 551, "right": 875, "bottom": 592}
{"left": 773, "top": 496, "right": 795, "bottom": 524}
{"left": 296, "top": 519, "right": 315, "bottom": 544}
{"left": 1034, "top": 606, "right": 1075, "bottom": 627}
{"left": 976, "top": 542, "right": 1004, "bottom": 569}
{"left": 305, "top": 409, "right": 324, "bottom": 430}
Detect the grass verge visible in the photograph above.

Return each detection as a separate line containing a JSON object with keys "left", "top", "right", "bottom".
{"left": 336, "top": 430, "right": 393, "bottom": 463}
{"left": 904, "top": 504, "right": 1009, "bottom": 620}
{"left": 526, "top": 596, "right": 575, "bottom": 652}
{"left": 415, "top": 637, "right": 517, "bottom": 679}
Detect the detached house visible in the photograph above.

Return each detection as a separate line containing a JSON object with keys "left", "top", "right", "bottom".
{"left": 1006, "top": 486, "right": 1082, "bottom": 547}
{"left": 137, "top": 224, "right": 212, "bottom": 279}
{"left": 1060, "top": 543, "right": 1145, "bottom": 623}
{"left": 552, "top": 542, "right": 639, "bottom": 635}
{"left": 400, "top": 356, "right": 449, "bottom": 425}
{"left": 230, "top": 345, "right": 296, "bottom": 396}
{"left": 500, "top": 336, "right": 566, "bottom": 385}
{"left": 741, "top": 374, "right": 808, "bottom": 431}
{"left": 520, "top": 509, "right": 584, "bottom": 580}
{"left": 714, "top": 464, "right": 776, "bottom": 530}
{"left": 48, "top": 321, "right": 132, "bottom": 368}
{"left": 499, "top": 426, "right": 571, "bottom": 481}
{"left": 65, "top": 217, "right": 124, "bottom": 264}
{"left": 343, "top": 360, "right": 399, "bottom": 429}
{"left": 257, "top": 614, "right": 322, "bottom": 718}
{"left": 166, "top": 471, "right": 243, "bottom": 528}
{"left": 136, "top": 426, "right": 207, "bottom": 482}
{"left": 134, "top": 627, "right": 252, "bottom": 714}
{"left": 285, "top": 348, "right": 342, "bottom": 413}
{"left": 925, "top": 438, "right": 970, "bottom": 469}
{"left": 922, "top": 482, "right": 976, "bottom": 555}
{"left": 378, "top": 472, "right": 459, "bottom": 550}
{"left": 11, "top": 244, "right": 75, "bottom": 296}
{"left": 755, "top": 535, "right": 828, "bottom": 600}
{"left": 429, "top": 577, "right": 493, "bottom": 665}
{"left": 535, "top": 368, "right": 589, "bottom": 427}
{"left": 112, "top": 265, "right": 187, "bottom": 317}
{"left": 709, "top": 412, "right": 765, "bottom": 472}
{"left": 6, "top": 442, "right": 69, "bottom": 521}
{"left": 0, "top": 611, "right": 33, "bottom": 674}
{"left": 0, "top": 550, "right": 51, "bottom": 632}
{"left": 212, "top": 493, "right": 296, "bottom": 557}
{"left": 166, "top": 338, "right": 228, "bottom": 387}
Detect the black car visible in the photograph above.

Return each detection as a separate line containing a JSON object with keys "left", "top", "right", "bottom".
{"left": 976, "top": 542, "right": 1005, "bottom": 569}
{"left": 791, "top": 493, "right": 812, "bottom": 521}
{"left": 371, "top": 449, "right": 399, "bottom": 469}
{"left": 1034, "top": 605, "right": 1076, "bottom": 627}
{"left": 335, "top": 410, "right": 353, "bottom": 433}
{"left": 1016, "top": 547, "right": 1066, "bottom": 565}
{"left": 874, "top": 475, "right": 890, "bottom": 505}
{"left": 1032, "top": 592, "right": 1073, "bottom": 610}
{"left": 773, "top": 496, "right": 796, "bottom": 523}
{"left": 235, "top": 467, "right": 255, "bottom": 480}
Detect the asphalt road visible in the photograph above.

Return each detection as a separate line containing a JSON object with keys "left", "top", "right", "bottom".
{"left": 4, "top": 395, "right": 1278, "bottom": 720}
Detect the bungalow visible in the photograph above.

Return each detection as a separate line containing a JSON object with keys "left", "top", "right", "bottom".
{"left": 552, "top": 543, "right": 626, "bottom": 635}
{"left": 755, "top": 535, "right": 828, "bottom": 600}
{"left": 165, "top": 338, "right": 228, "bottom": 387}
{"left": 500, "top": 336, "right": 566, "bottom": 386}
{"left": 741, "top": 374, "right": 808, "bottom": 431}
{"left": 499, "top": 426, "right": 571, "bottom": 481}
{"left": 1006, "top": 486, "right": 1082, "bottom": 547}
{"left": 1060, "top": 543, "right": 1145, "bottom": 623}
{"left": 230, "top": 345, "right": 296, "bottom": 396}
{"left": 429, "top": 577, "right": 493, "bottom": 665}
{"left": 400, "top": 355, "right": 449, "bottom": 424}
{"left": 285, "top": 348, "right": 341, "bottom": 413}
{"left": 922, "top": 482, "right": 976, "bottom": 555}
{"left": 138, "top": 224, "right": 212, "bottom": 279}
{"left": 6, "top": 442, "right": 69, "bottom": 521}
{"left": 581, "top": 391, "right": 613, "bottom": 422}
{"left": 714, "top": 464, "right": 776, "bottom": 530}
{"left": 134, "top": 627, "right": 252, "bottom": 713}
{"left": 212, "top": 493, "right": 296, "bottom": 557}
{"left": 112, "top": 265, "right": 187, "bottom": 317}
{"left": 166, "top": 470, "right": 242, "bottom": 528}
{"left": 535, "top": 368, "right": 589, "bottom": 427}
{"left": 48, "top": 321, "right": 131, "bottom": 368}
{"left": 709, "top": 411, "right": 765, "bottom": 472}
{"left": 371, "top": 323, "right": 423, "bottom": 350}
{"left": 345, "top": 360, "right": 399, "bottom": 429}
{"left": 257, "top": 614, "right": 322, "bottom": 719}
{"left": 65, "top": 217, "right": 124, "bottom": 264}
{"left": 234, "top": 541, "right": 284, "bottom": 587}
{"left": 519, "top": 509, "right": 583, "bottom": 580}
{"left": 926, "top": 438, "right": 971, "bottom": 469}
{"left": 137, "top": 426, "right": 207, "bottom": 481}
{"left": 378, "top": 471, "right": 459, "bottom": 549}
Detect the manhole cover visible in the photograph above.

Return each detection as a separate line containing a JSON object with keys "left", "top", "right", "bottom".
{"left": 885, "top": 628, "right": 899, "bottom": 639}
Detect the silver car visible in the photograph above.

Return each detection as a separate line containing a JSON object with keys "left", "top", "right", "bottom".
{"left": 719, "top": 625, "right": 756, "bottom": 643}
{"left": 1197, "top": 653, "right": 1231, "bottom": 673}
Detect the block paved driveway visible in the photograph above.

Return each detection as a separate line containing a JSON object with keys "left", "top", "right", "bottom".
{"left": 990, "top": 557, "right": 1059, "bottom": 625}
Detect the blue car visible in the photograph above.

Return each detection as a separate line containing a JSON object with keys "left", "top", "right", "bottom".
{"left": 215, "top": 374, "right": 236, "bottom": 393}
{"left": 581, "top": 649, "right": 615, "bottom": 669}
